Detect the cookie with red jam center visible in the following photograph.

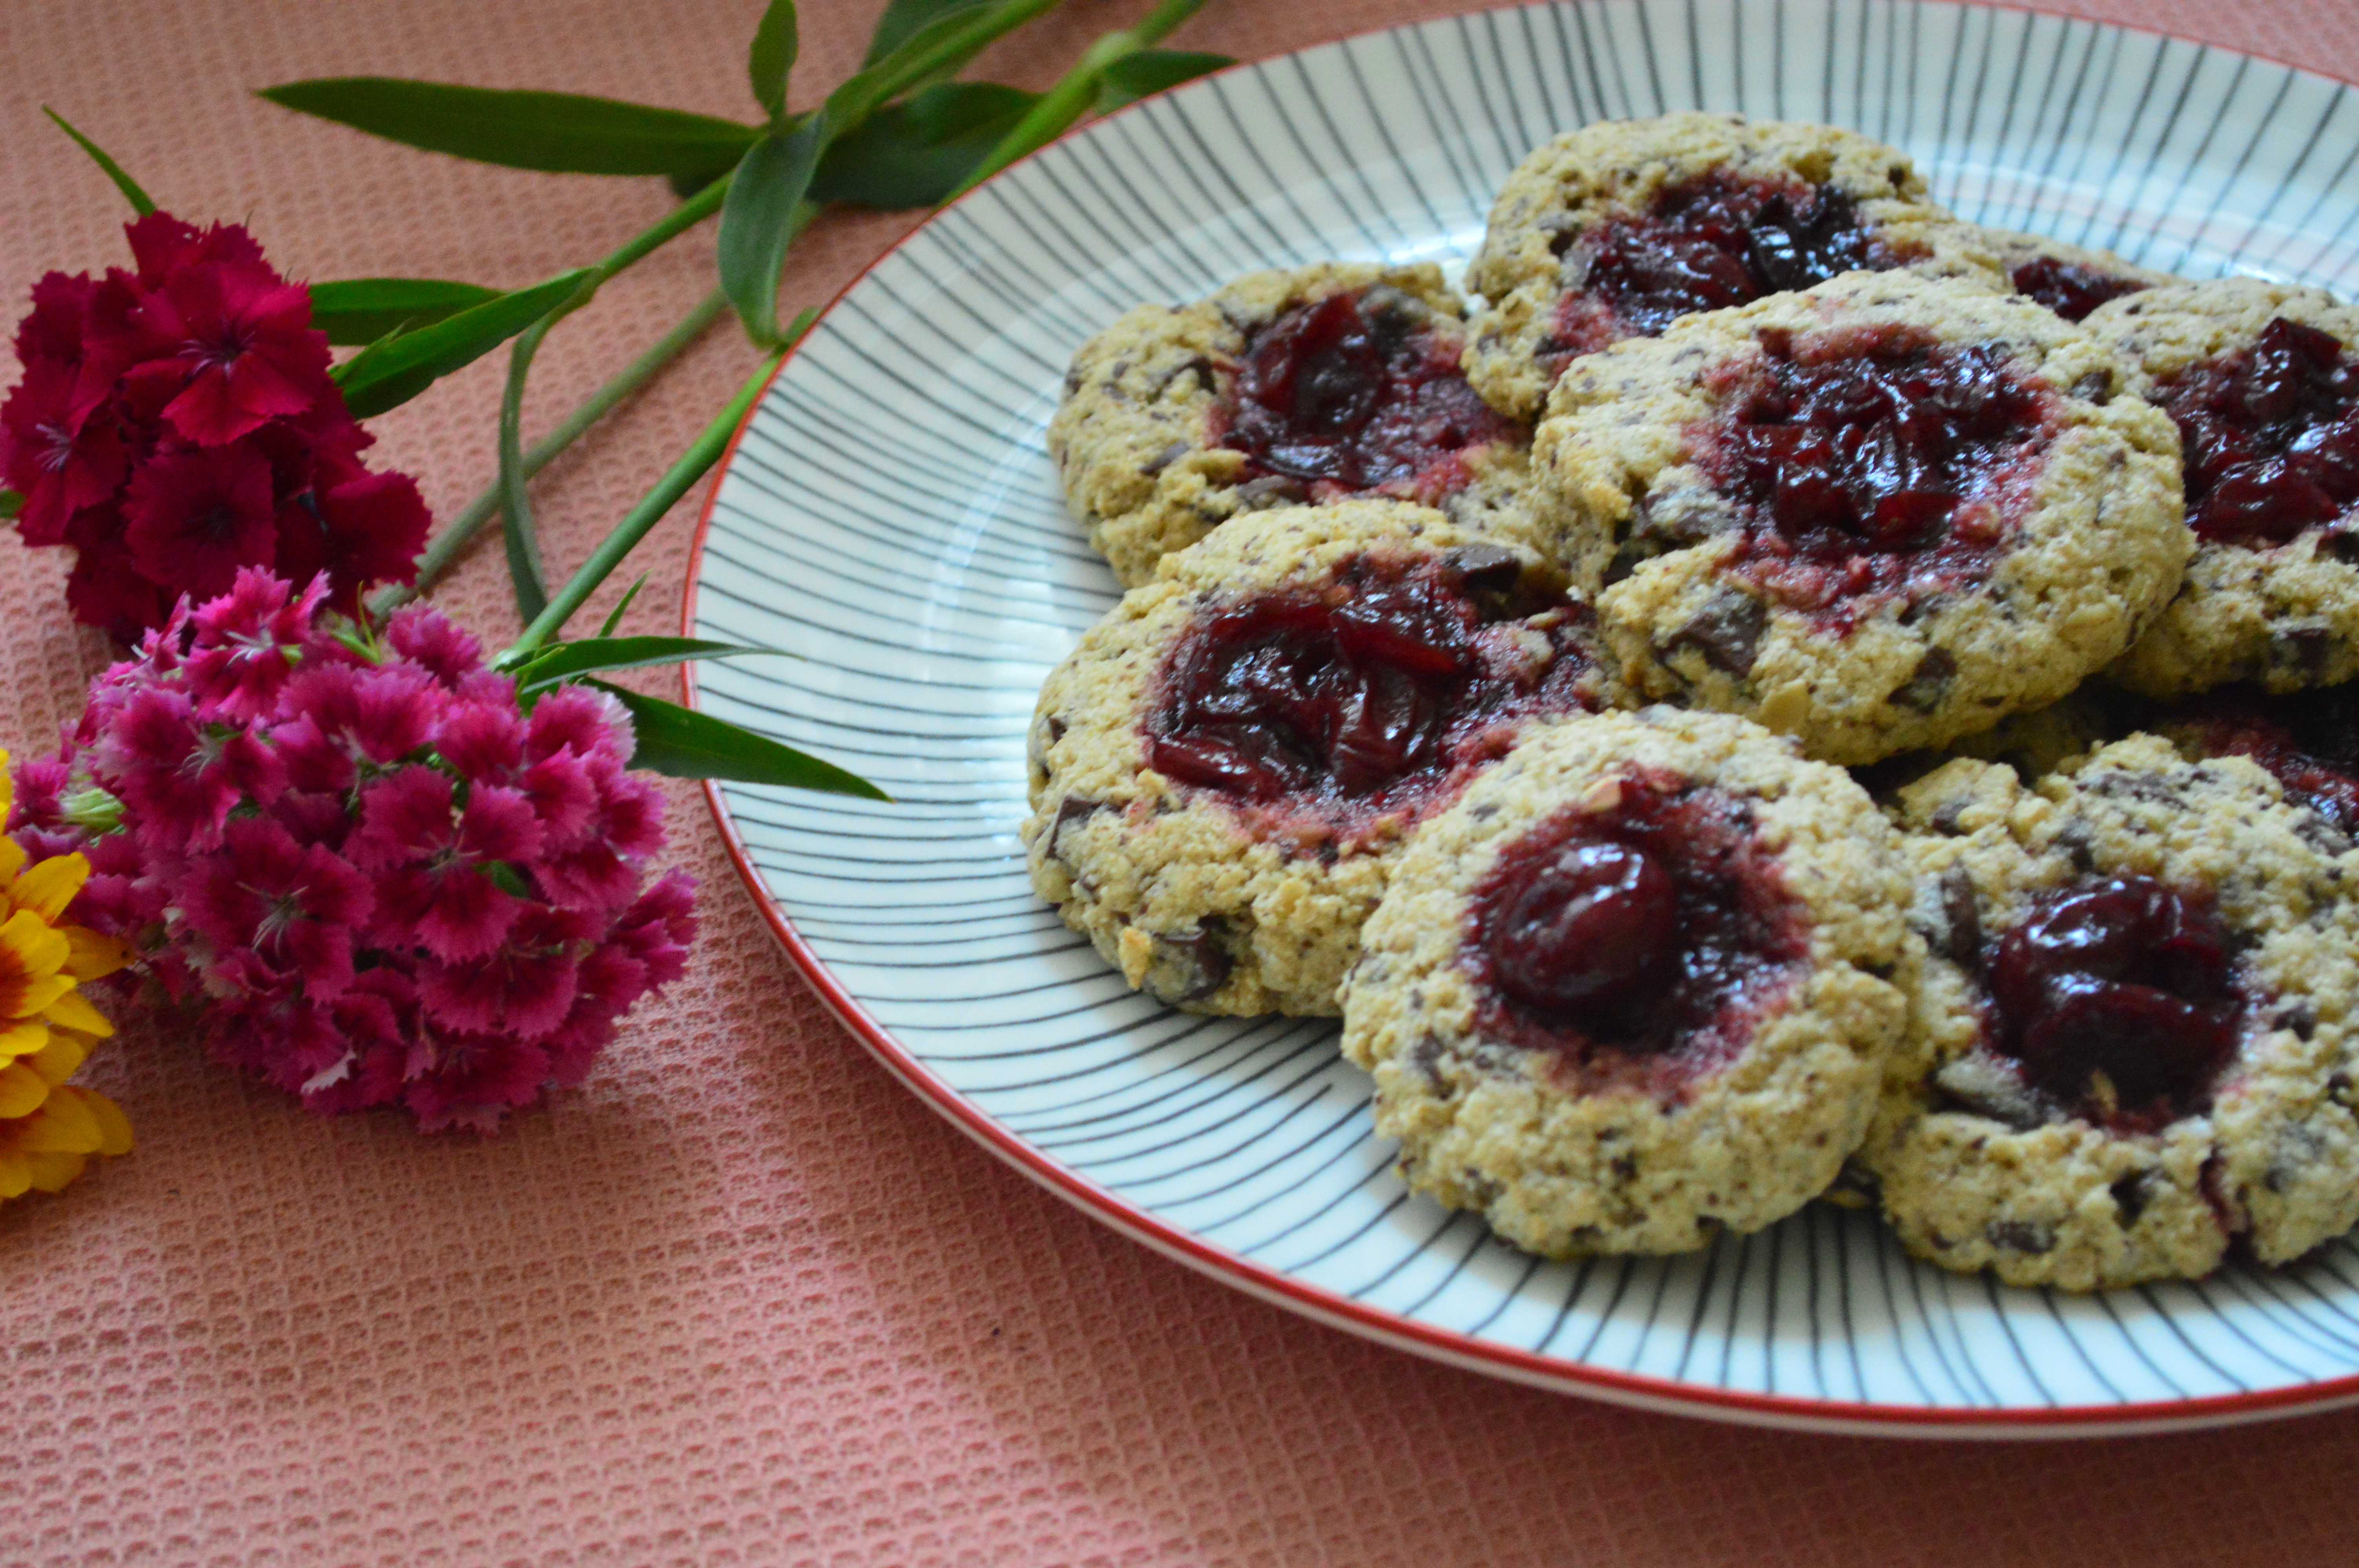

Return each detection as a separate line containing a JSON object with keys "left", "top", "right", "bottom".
{"left": 2149, "top": 680, "right": 2359, "bottom": 841}
{"left": 1025, "top": 501, "right": 1622, "bottom": 1016}
{"left": 1461, "top": 113, "right": 1968, "bottom": 419}
{"left": 1049, "top": 263, "right": 1541, "bottom": 588}
{"left": 1865, "top": 737, "right": 2359, "bottom": 1289}
{"left": 1339, "top": 709, "right": 1913, "bottom": 1257}
{"left": 2086, "top": 279, "right": 2359, "bottom": 695}
{"left": 1538, "top": 270, "right": 2187, "bottom": 765}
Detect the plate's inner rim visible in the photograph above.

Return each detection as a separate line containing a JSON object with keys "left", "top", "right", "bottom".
{"left": 689, "top": 0, "right": 2359, "bottom": 1419}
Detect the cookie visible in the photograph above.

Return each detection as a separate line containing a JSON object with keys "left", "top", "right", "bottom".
{"left": 1461, "top": 113, "right": 1970, "bottom": 419}
{"left": 1537, "top": 269, "right": 2188, "bottom": 764}
{"left": 1024, "top": 500, "right": 1620, "bottom": 1016}
{"left": 2085, "top": 280, "right": 2359, "bottom": 695}
{"left": 1339, "top": 708, "right": 1913, "bottom": 1256}
{"left": 1911, "top": 223, "right": 2172, "bottom": 322}
{"left": 1048, "top": 264, "right": 1541, "bottom": 587}
{"left": 1865, "top": 737, "right": 2359, "bottom": 1289}
{"left": 2146, "top": 679, "right": 2359, "bottom": 835}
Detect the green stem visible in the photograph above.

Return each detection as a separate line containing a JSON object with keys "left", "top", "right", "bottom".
{"left": 500, "top": 342, "right": 789, "bottom": 663}
{"left": 377, "top": 286, "right": 729, "bottom": 610}
{"left": 948, "top": 0, "right": 1206, "bottom": 199}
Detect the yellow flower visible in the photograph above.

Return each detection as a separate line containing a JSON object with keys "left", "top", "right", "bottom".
{"left": 0, "top": 761, "right": 132, "bottom": 1205}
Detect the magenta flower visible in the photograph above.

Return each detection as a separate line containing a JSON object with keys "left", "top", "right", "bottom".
{"left": 0, "top": 212, "right": 428, "bottom": 641}
{"left": 9, "top": 568, "right": 696, "bottom": 1133}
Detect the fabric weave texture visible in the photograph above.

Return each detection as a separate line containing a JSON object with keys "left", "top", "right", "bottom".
{"left": 4, "top": 2, "right": 2357, "bottom": 1565}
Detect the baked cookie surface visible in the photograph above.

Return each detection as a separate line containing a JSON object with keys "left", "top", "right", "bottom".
{"left": 1048, "top": 264, "right": 1539, "bottom": 587}
{"left": 1866, "top": 737, "right": 2359, "bottom": 1289}
{"left": 1461, "top": 113, "right": 1969, "bottom": 419}
{"left": 2085, "top": 280, "right": 2359, "bottom": 695}
{"left": 1339, "top": 708, "right": 1912, "bottom": 1257}
{"left": 1537, "top": 269, "right": 2188, "bottom": 764}
{"left": 1917, "top": 223, "right": 2172, "bottom": 322}
{"left": 1025, "top": 500, "right": 1619, "bottom": 1016}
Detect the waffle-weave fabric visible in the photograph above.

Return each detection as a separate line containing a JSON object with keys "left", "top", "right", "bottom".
{"left": 5, "top": 3, "right": 2358, "bottom": 1565}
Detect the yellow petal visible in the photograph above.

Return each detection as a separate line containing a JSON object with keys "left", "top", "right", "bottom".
{"left": 0, "top": 835, "right": 27, "bottom": 890}
{"left": 80, "top": 1089, "right": 132, "bottom": 1156}
{"left": 21, "top": 1091, "right": 98, "bottom": 1153}
{"left": 0, "top": 909, "right": 71, "bottom": 985}
{"left": 40, "top": 987, "right": 112, "bottom": 1040}
{"left": 0, "top": 1060, "right": 51, "bottom": 1119}
{"left": 0, "top": 1152, "right": 30, "bottom": 1199}
{"left": 15, "top": 974, "right": 74, "bottom": 1021}
{"left": 64, "top": 927, "right": 130, "bottom": 982}
{"left": 0, "top": 761, "right": 15, "bottom": 828}
{"left": 10, "top": 854, "right": 87, "bottom": 925}
{"left": 0, "top": 1020, "right": 47, "bottom": 1063}
{"left": 27, "top": 1032, "right": 88, "bottom": 1086}
{"left": 24, "top": 1151, "right": 87, "bottom": 1192}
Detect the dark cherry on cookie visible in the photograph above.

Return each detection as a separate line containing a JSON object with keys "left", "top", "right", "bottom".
{"left": 1978, "top": 876, "right": 2241, "bottom": 1133}
{"left": 1211, "top": 287, "right": 1523, "bottom": 506}
{"left": 1550, "top": 173, "right": 1899, "bottom": 364}
{"left": 1463, "top": 770, "right": 1810, "bottom": 1094}
{"left": 1696, "top": 326, "right": 2050, "bottom": 627}
{"left": 1145, "top": 546, "right": 1600, "bottom": 841}
{"left": 2154, "top": 315, "right": 2359, "bottom": 546}
{"left": 2006, "top": 256, "right": 2148, "bottom": 323}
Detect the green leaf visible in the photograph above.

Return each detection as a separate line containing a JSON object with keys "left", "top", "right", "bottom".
{"left": 716, "top": 115, "right": 826, "bottom": 346}
{"left": 748, "top": 0, "right": 800, "bottom": 123}
{"left": 599, "top": 575, "right": 650, "bottom": 637}
{"left": 307, "top": 277, "right": 502, "bottom": 345}
{"left": 1094, "top": 49, "right": 1232, "bottom": 112}
{"left": 863, "top": 0, "right": 987, "bottom": 67}
{"left": 586, "top": 680, "right": 888, "bottom": 798}
{"left": 257, "top": 78, "right": 758, "bottom": 177}
{"left": 42, "top": 107, "right": 156, "bottom": 216}
{"left": 497, "top": 328, "right": 553, "bottom": 625}
{"left": 0, "top": 490, "right": 21, "bottom": 522}
{"left": 827, "top": 5, "right": 1005, "bottom": 131}
{"left": 514, "top": 636, "right": 771, "bottom": 691}
{"left": 811, "top": 82, "right": 1036, "bottom": 209}
{"left": 332, "top": 268, "right": 591, "bottom": 418}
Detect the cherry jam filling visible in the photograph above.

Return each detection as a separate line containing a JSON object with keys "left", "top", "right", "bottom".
{"left": 2155, "top": 316, "right": 2359, "bottom": 546}
{"left": 1699, "top": 328, "right": 2047, "bottom": 626}
{"left": 1976, "top": 876, "right": 2241, "bottom": 1132}
{"left": 2007, "top": 257, "right": 2146, "bottom": 323}
{"left": 1546, "top": 174, "right": 1894, "bottom": 364}
{"left": 1210, "top": 289, "right": 1522, "bottom": 502}
{"left": 1464, "top": 772, "right": 1810, "bottom": 1093}
{"left": 2160, "top": 682, "right": 2359, "bottom": 836}
{"left": 1145, "top": 550, "right": 1598, "bottom": 843}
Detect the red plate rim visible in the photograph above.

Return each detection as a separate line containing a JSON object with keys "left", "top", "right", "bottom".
{"left": 679, "top": 0, "right": 2359, "bottom": 1436}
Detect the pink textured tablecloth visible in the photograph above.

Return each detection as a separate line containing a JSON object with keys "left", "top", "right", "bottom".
{"left": 6, "top": 2, "right": 2357, "bottom": 1563}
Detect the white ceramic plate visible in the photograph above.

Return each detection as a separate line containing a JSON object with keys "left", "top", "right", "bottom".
{"left": 684, "top": 0, "right": 2359, "bottom": 1436}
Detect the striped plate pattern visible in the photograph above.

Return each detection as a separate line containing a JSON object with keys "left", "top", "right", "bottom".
{"left": 686, "top": 0, "right": 2359, "bottom": 1434}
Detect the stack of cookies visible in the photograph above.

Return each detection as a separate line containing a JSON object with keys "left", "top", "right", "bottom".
{"left": 1023, "top": 113, "right": 2359, "bottom": 1292}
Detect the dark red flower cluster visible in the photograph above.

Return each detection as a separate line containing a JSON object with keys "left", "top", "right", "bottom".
{"left": 1, "top": 214, "right": 429, "bottom": 640}
{"left": 10, "top": 570, "right": 696, "bottom": 1132}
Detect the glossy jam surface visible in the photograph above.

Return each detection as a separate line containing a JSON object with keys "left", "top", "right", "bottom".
{"left": 2156, "top": 316, "right": 2359, "bottom": 546}
{"left": 1548, "top": 174, "right": 1891, "bottom": 361}
{"left": 1211, "top": 289, "right": 1521, "bottom": 501}
{"left": 1983, "top": 876, "right": 2240, "bottom": 1131}
{"left": 1145, "top": 550, "right": 1598, "bottom": 844}
{"left": 2008, "top": 257, "right": 2146, "bottom": 323}
{"left": 1465, "top": 772, "right": 1810, "bottom": 1089}
{"left": 1701, "top": 328, "right": 2047, "bottom": 625}
{"left": 2163, "top": 682, "right": 2359, "bottom": 836}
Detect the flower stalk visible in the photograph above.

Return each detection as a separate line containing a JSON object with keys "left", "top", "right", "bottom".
{"left": 501, "top": 330, "right": 797, "bottom": 663}
{"left": 947, "top": 0, "right": 1210, "bottom": 199}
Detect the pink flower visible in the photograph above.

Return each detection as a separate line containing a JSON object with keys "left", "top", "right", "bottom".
{"left": 0, "top": 212, "right": 428, "bottom": 640}
{"left": 8, "top": 568, "right": 696, "bottom": 1133}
